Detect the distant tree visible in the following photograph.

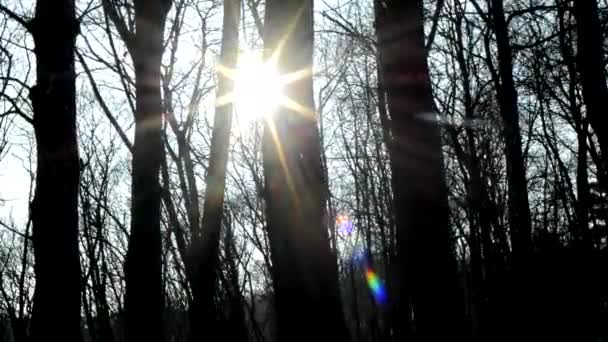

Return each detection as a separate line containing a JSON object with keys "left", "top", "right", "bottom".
{"left": 261, "top": 0, "right": 349, "bottom": 340}
{"left": 446, "top": 3, "right": 496, "bottom": 337}
{"left": 482, "top": 0, "right": 533, "bottom": 338}
{"left": 555, "top": 1, "right": 593, "bottom": 250}
{"left": 79, "top": 124, "right": 122, "bottom": 342}
{"left": 484, "top": 0, "right": 532, "bottom": 259}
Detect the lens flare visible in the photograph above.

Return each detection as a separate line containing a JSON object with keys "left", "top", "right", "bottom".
{"left": 365, "top": 268, "right": 388, "bottom": 304}
{"left": 352, "top": 247, "right": 366, "bottom": 265}
{"left": 336, "top": 214, "right": 354, "bottom": 235}
{"left": 352, "top": 248, "right": 388, "bottom": 305}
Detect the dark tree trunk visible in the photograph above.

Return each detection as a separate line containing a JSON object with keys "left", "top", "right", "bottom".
{"left": 28, "top": 1, "right": 82, "bottom": 341}
{"left": 375, "top": 0, "right": 466, "bottom": 340}
{"left": 223, "top": 218, "right": 250, "bottom": 342}
{"left": 123, "top": 1, "right": 171, "bottom": 342}
{"left": 262, "top": 0, "right": 349, "bottom": 340}
{"left": 487, "top": 0, "right": 533, "bottom": 339}
{"left": 488, "top": 0, "right": 532, "bottom": 261}
{"left": 573, "top": 0, "right": 608, "bottom": 181}
{"left": 187, "top": 0, "right": 240, "bottom": 341}
{"left": 452, "top": 7, "right": 494, "bottom": 338}
{"left": 557, "top": 2, "right": 593, "bottom": 250}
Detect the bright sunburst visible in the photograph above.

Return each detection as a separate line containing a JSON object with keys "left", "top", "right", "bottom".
{"left": 217, "top": 51, "right": 285, "bottom": 127}
{"left": 233, "top": 52, "right": 284, "bottom": 124}
{"left": 216, "top": 50, "right": 313, "bottom": 129}
{"left": 215, "top": 47, "right": 314, "bottom": 205}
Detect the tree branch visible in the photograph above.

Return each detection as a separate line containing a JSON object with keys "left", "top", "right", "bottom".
{"left": 77, "top": 50, "right": 133, "bottom": 152}
{"left": 101, "top": 0, "right": 135, "bottom": 54}
{"left": 0, "top": 220, "right": 31, "bottom": 240}
{"left": 425, "top": 0, "right": 446, "bottom": 50}
{"left": 0, "top": 4, "right": 31, "bottom": 31}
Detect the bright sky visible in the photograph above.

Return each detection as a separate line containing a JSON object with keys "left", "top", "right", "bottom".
{"left": 0, "top": 127, "right": 33, "bottom": 226}
{"left": 0, "top": 0, "right": 364, "bottom": 229}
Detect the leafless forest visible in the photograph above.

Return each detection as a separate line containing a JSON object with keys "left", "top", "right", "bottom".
{"left": 0, "top": 0, "right": 607, "bottom": 341}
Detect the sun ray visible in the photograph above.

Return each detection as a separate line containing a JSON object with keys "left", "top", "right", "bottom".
{"left": 262, "top": 3, "right": 307, "bottom": 66}
{"left": 215, "top": 91, "right": 235, "bottom": 107}
{"left": 212, "top": 12, "right": 316, "bottom": 201}
{"left": 279, "top": 95, "right": 315, "bottom": 119}
{"left": 264, "top": 117, "right": 297, "bottom": 201}
{"left": 279, "top": 67, "right": 312, "bottom": 86}
{"left": 216, "top": 63, "right": 238, "bottom": 80}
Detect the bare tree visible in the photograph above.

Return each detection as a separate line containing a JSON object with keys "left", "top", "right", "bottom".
{"left": 573, "top": 0, "right": 608, "bottom": 186}
{"left": 0, "top": 1, "right": 83, "bottom": 341}
{"left": 262, "top": 0, "right": 349, "bottom": 340}
{"left": 374, "top": 0, "right": 466, "bottom": 340}
{"left": 186, "top": 0, "right": 242, "bottom": 341}
{"left": 101, "top": 0, "right": 173, "bottom": 340}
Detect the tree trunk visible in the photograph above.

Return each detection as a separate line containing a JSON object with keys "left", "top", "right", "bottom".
{"left": 124, "top": 1, "right": 171, "bottom": 342}
{"left": 488, "top": 0, "right": 532, "bottom": 261}
{"left": 375, "top": 0, "right": 466, "bottom": 340}
{"left": 187, "top": 0, "right": 240, "bottom": 341}
{"left": 487, "top": 0, "right": 533, "bottom": 338}
{"left": 573, "top": 0, "right": 608, "bottom": 181}
{"left": 28, "top": 1, "right": 82, "bottom": 341}
{"left": 262, "top": 0, "right": 349, "bottom": 340}
{"left": 224, "top": 217, "right": 250, "bottom": 342}
{"left": 557, "top": 1, "right": 593, "bottom": 250}
{"left": 452, "top": 7, "right": 494, "bottom": 337}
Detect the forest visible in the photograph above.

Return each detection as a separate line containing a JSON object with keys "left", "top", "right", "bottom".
{"left": 0, "top": 0, "right": 607, "bottom": 341}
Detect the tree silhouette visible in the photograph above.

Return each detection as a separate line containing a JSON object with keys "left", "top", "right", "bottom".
{"left": 1, "top": 2, "right": 84, "bottom": 341}
{"left": 101, "top": 0, "right": 173, "bottom": 341}
{"left": 261, "top": 0, "right": 349, "bottom": 340}
{"left": 1, "top": 0, "right": 608, "bottom": 341}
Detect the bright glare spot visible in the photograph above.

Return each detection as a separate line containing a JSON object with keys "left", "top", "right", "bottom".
{"left": 336, "top": 214, "right": 354, "bottom": 236}
{"left": 233, "top": 51, "right": 284, "bottom": 126}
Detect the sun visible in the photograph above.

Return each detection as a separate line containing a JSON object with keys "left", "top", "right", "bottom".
{"left": 217, "top": 51, "right": 285, "bottom": 127}
{"left": 216, "top": 49, "right": 314, "bottom": 130}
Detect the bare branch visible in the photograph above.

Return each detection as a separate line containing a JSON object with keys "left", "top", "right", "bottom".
{"left": 0, "top": 220, "right": 30, "bottom": 240}
{"left": 0, "top": 4, "right": 31, "bottom": 31}
{"left": 76, "top": 50, "right": 133, "bottom": 152}
{"left": 101, "top": 0, "right": 135, "bottom": 54}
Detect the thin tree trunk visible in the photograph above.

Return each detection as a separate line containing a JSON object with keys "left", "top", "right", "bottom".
{"left": 187, "top": 1, "right": 240, "bottom": 340}
{"left": 124, "top": 1, "right": 171, "bottom": 342}
{"left": 262, "top": 0, "right": 349, "bottom": 340}
{"left": 375, "top": 0, "right": 466, "bottom": 340}
{"left": 224, "top": 217, "right": 250, "bottom": 342}
{"left": 452, "top": 7, "right": 492, "bottom": 337}
{"left": 487, "top": 1, "right": 533, "bottom": 338}
{"left": 573, "top": 0, "right": 608, "bottom": 180}
{"left": 28, "top": 1, "right": 82, "bottom": 341}
{"left": 488, "top": 0, "right": 532, "bottom": 261}
{"left": 557, "top": 2, "right": 592, "bottom": 250}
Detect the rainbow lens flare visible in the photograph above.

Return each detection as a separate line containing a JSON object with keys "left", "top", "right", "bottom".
{"left": 351, "top": 248, "right": 388, "bottom": 305}
{"left": 365, "top": 267, "right": 388, "bottom": 304}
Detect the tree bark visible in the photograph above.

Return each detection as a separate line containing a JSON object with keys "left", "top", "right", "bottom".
{"left": 187, "top": 0, "right": 240, "bottom": 341}
{"left": 452, "top": 8, "right": 495, "bottom": 337}
{"left": 487, "top": 0, "right": 533, "bottom": 339}
{"left": 262, "top": 0, "right": 349, "bottom": 340}
{"left": 28, "top": 1, "right": 82, "bottom": 341}
{"left": 556, "top": 2, "right": 592, "bottom": 250}
{"left": 123, "top": 1, "right": 171, "bottom": 342}
{"left": 375, "top": 0, "right": 466, "bottom": 340}
{"left": 573, "top": 0, "right": 608, "bottom": 182}
{"left": 488, "top": 0, "right": 532, "bottom": 261}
